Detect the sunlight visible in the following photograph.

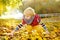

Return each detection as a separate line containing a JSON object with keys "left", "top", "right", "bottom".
{"left": 56, "top": 0, "right": 60, "bottom": 2}
{"left": 0, "top": 9, "right": 23, "bottom": 19}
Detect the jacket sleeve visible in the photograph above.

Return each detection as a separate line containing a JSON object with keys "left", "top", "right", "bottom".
{"left": 37, "top": 15, "right": 41, "bottom": 23}
{"left": 22, "top": 19, "right": 26, "bottom": 25}
{"left": 15, "top": 24, "right": 23, "bottom": 31}
{"left": 41, "top": 23, "right": 48, "bottom": 31}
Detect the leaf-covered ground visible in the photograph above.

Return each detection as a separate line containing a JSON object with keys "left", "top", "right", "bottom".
{"left": 0, "top": 17, "right": 60, "bottom": 40}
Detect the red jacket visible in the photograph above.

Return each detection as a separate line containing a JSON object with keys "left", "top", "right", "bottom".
{"left": 22, "top": 14, "right": 41, "bottom": 26}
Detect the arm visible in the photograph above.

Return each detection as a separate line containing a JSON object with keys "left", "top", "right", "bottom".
{"left": 41, "top": 23, "right": 48, "bottom": 31}
{"left": 41, "top": 23, "right": 49, "bottom": 34}
{"left": 15, "top": 24, "right": 23, "bottom": 31}
{"left": 8, "top": 24, "right": 23, "bottom": 36}
{"left": 37, "top": 15, "right": 49, "bottom": 34}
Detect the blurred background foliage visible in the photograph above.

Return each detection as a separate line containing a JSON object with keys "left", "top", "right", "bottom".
{"left": 0, "top": 0, "right": 22, "bottom": 16}
{"left": 0, "top": 0, "right": 60, "bottom": 16}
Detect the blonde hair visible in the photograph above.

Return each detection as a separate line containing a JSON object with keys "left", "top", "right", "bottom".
{"left": 24, "top": 7, "right": 35, "bottom": 16}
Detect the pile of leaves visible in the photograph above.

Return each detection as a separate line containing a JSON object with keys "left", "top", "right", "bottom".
{"left": 0, "top": 22, "right": 60, "bottom": 40}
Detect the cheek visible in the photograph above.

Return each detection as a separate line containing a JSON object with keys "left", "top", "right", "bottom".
{"left": 25, "top": 16, "right": 31, "bottom": 19}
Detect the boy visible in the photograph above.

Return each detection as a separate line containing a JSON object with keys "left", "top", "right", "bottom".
{"left": 8, "top": 7, "right": 49, "bottom": 36}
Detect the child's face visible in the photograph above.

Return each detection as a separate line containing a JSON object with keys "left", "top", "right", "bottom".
{"left": 24, "top": 10, "right": 33, "bottom": 20}
{"left": 24, "top": 15, "right": 31, "bottom": 20}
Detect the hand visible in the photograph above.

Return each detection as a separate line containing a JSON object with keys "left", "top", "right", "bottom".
{"left": 42, "top": 31, "right": 50, "bottom": 34}
{"left": 23, "top": 24, "right": 27, "bottom": 26}
{"left": 46, "top": 31, "right": 50, "bottom": 34}
{"left": 7, "top": 33, "right": 14, "bottom": 37}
